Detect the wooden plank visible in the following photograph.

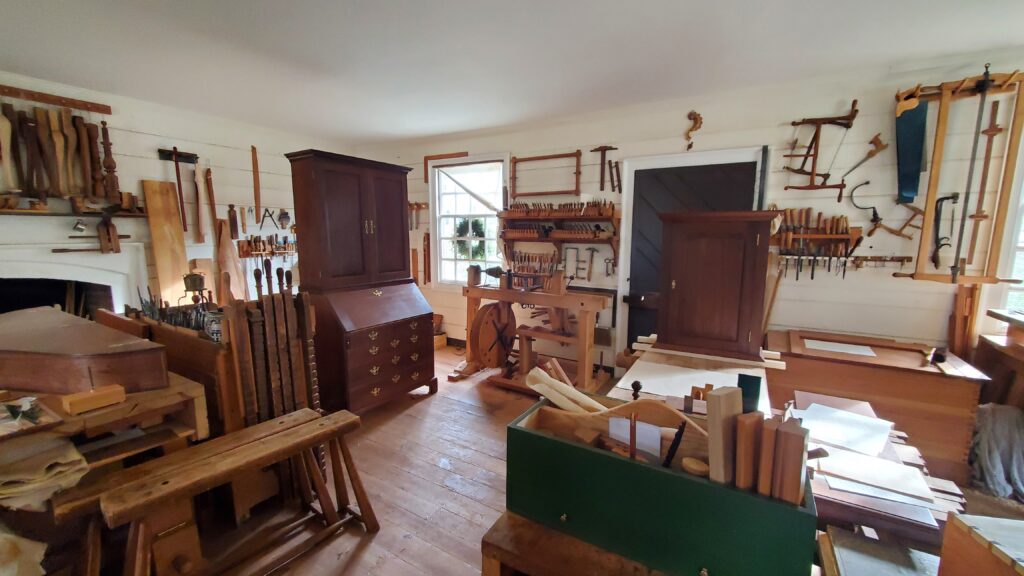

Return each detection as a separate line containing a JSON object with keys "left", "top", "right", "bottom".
{"left": 216, "top": 219, "right": 248, "bottom": 301}
{"left": 706, "top": 387, "right": 742, "bottom": 484}
{"left": 247, "top": 308, "right": 270, "bottom": 423}
{"left": 94, "top": 308, "right": 150, "bottom": 339}
{"left": 757, "top": 417, "right": 780, "bottom": 497}
{"left": 985, "top": 80, "right": 1024, "bottom": 277}
{"left": 283, "top": 292, "right": 309, "bottom": 410}
{"left": 225, "top": 298, "right": 258, "bottom": 427}
{"left": 775, "top": 418, "right": 809, "bottom": 505}
{"left": 0, "top": 83, "right": 112, "bottom": 114}
{"left": 914, "top": 87, "right": 951, "bottom": 275}
{"left": 142, "top": 180, "right": 188, "bottom": 303}
{"left": 101, "top": 410, "right": 360, "bottom": 527}
{"left": 261, "top": 295, "right": 285, "bottom": 417}
{"left": 734, "top": 411, "right": 762, "bottom": 491}
{"left": 463, "top": 285, "right": 610, "bottom": 312}
{"left": 52, "top": 408, "right": 320, "bottom": 521}
{"left": 272, "top": 291, "right": 295, "bottom": 414}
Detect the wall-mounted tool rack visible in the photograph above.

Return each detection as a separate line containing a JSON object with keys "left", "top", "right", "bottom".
{"left": 509, "top": 150, "right": 581, "bottom": 199}
{"left": 894, "top": 69, "right": 1024, "bottom": 285}
{"left": 498, "top": 201, "right": 620, "bottom": 264}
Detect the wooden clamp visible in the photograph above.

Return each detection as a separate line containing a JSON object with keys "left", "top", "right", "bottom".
{"left": 510, "top": 150, "right": 582, "bottom": 199}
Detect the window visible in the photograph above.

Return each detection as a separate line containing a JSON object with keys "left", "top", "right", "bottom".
{"left": 1006, "top": 210, "right": 1024, "bottom": 310}
{"left": 430, "top": 157, "right": 506, "bottom": 285}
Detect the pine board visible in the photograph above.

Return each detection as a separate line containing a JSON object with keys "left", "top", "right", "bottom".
{"left": 142, "top": 180, "right": 188, "bottom": 303}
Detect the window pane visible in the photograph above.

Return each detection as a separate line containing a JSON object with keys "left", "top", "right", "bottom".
{"left": 1008, "top": 289, "right": 1024, "bottom": 311}
{"left": 441, "top": 239, "right": 455, "bottom": 259}
{"left": 440, "top": 217, "right": 455, "bottom": 237}
{"left": 1013, "top": 250, "right": 1024, "bottom": 280}
{"left": 442, "top": 260, "right": 456, "bottom": 282}
{"left": 432, "top": 160, "right": 504, "bottom": 285}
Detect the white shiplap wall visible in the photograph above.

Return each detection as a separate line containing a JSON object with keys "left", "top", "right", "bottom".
{"left": 0, "top": 70, "right": 350, "bottom": 302}
{"left": 357, "top": 51, "right": 1024, "bottom": 354}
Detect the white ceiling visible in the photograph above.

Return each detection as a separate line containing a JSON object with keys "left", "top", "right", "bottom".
{"left": 2, "top": 0, "right": 1023, "bottom": 144}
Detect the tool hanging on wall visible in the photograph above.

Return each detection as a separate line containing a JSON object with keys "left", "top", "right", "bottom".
{"left": 893, "top": 67, "right": 1023, "bottom": 285}
{"left": 423, "top": 231, "right": 431, "bottom": 284}
{"left": 19, "top": 112, "right": 45, "bottom": 200}
{"left": 591, "top": 146, "right": 617, "bottom": 191}
{"left": 251, "top": 145, "right": 261, "bottom": 218}
{"left": 931, "top": 193, "right": 959, "bottom": 269}
{"left": 0, "top": 110, "right": 14, "bottom": 191}
{"left": 34, "top": 108, "right": 59, "bottom": 197}
{"left": 774, "top": 207, "right": 862, "bottom": 281}
{"left": 228, "top": 204, "right": 240, "bottom": 239}
{"left": 407, "top": 201, "right": 427, "bottom": 230}
{"left": 259, "top": 207, "right": 279, "bottom": 230}
{"left": 47, "top": 109, "right": 66, "bottom": 196}
{"left": 685, "top": 111, "right": 703, "bottom": 151}
{"left": 171, "top": 147, "right": 188, "bottom": 231}
{"left": 838, "top": 133, "right": 888, "bottom": 201}
{"left": 949, "top": 65, "right": 994, "bottom": 283}
{"left": 2, "top": 104, "right": 23, "bottom": 190}
{"left": 510, "top": 149, "right": 582, "bottom": 199}
{"left": 585, "top": 247, "right": 598, "bottom": 282}
{"left": 783, "top": 100, "right": 858, "bottom": 197}
{"left": 72, "top": 116, "right": 90, "bottom": 200}
{"left": 86, "top": 122, "right": 103, "bottom": 201}
{"left": 60, "top": 108, "right": 77, "bottom": 195}
{"left": 849, "top": 180, "right": 921, "bottom": 240}
{"left": 967, "top": 100, "right": 1004, "bottom": 265}
{"left": 193, "top": 161, "right": 205, "bottom": 244}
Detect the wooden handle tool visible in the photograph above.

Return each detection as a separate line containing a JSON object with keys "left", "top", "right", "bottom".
{"left": 192, "top": 163, "right": 205, "bottom": 243}
{"left": 285, "top": 270, "right": 293, "bottom": 292}
{"left": 100, "top": 121, "right": 119, "bottom": 201}
{"left": 251, "top": 145, "right": 261, "bottom": 217}
{"left": 171, "top": 147, "right": 188, "bottom": 231}
{"left": 19, "top": 112, "right": 45, "bottom": 200}
{"left": 60, "top": 108, "right": 78, "bottom": 195}
{"left": 1, "top": 104, "right": 23, "bottom": 188}
{"left": 253, "top": 268, "right": 263, "bottom": 299}
{"left": 204, "top": 167, "right": 218, "bottom": 227}
{"left": 227, "top": 204, "right": 239, "bottom": 239}
{"left": 276, "top": 267, "right": 286, "bottom": 294}
{"left": 263, "top": 258, "right": 273, "bottom": 295}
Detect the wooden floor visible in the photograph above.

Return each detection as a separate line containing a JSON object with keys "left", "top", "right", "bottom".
{"left": 244, "top": 347, "right": 535, "bottom": 575}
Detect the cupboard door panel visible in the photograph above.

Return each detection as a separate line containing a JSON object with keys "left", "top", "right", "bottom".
{"left": 370, "top": 170, "right": 410, "bottom": 281}
{"left": 321, "top": 166, "right": 372, "bottom": 286}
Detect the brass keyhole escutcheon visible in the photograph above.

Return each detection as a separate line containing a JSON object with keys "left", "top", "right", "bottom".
{"left": 370, "top": 366, "right": 380, "bottom": 376}
{"left": 369, "top": 346, "right": 379, "bottom": 355}
{"left": 369, "top": 330, "right": 379, "bottom": 341}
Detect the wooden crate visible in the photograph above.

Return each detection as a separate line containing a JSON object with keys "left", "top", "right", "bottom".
{"left": 506, "top": 398, "right": 817, "bottom": 576}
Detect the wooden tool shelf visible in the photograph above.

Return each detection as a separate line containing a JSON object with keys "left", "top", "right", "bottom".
{"left": 499, "top": 211, "right": 621, "bottom": 263}
{"left": 0, "top": 209, "right": 146, "bottom": 218}
{"left": 500, "top": 236, "right": 620, "bottom": 263}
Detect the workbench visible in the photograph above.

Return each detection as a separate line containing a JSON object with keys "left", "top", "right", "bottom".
{"left": 764, "top": 329, "right": 986, "bottom": 484}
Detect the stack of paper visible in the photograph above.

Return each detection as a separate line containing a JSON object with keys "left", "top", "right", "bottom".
{"left": 0, "top": 433, "right": 87, "bottom": 511}
{"left": 798, "top": 403, "right": 893, "bottom": 457}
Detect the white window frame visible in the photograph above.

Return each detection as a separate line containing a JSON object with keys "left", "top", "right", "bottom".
{"left": 976, "top": 141, "right": 1024, "bottom": 336}
{"left": 427, "top": 152, "right": 510, "bottom": 292}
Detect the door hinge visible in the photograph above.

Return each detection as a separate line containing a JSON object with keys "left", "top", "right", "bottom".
{"left": 747, "top": 331, "right": 752, "bottom": 343}
{"left": 370, "top": 220, "right": 376, "bottom": 234}
{"left": 756, "top": 234, "right": 760, "bottom": 246}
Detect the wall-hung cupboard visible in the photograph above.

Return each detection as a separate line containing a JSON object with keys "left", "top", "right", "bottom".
{"left": 655, "top": 211, "right": 777, "bottom": 361}
{"left": 287, "top": 150, "right": 436, "bottom": 413}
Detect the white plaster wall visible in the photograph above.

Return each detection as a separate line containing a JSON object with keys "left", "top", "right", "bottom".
{"left": 357, "top": 49, "right": 1024, "bottom": 352}
{"left": 0, "top": 70, "right": 349, "bottom": 304}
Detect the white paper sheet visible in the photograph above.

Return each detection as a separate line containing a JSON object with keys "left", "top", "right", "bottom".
{"left": 804, "top": 338, "right": 876, "bottom": 357}
{"left": 824, "top": 475, "right": 939, "bottom": 516}
{"left": 609, "top": 417, "right": 661, "bottom": 457}
{"left": 801, "top": 403, "right": 893, "bottom": 457}
{"left": 613, "top": 359, "right": 770, "bottom": 413}
{"left": 813, "top": 444, "right": 933, "bottom": 502}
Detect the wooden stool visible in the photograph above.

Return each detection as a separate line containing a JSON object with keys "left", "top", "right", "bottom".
{"left": 57, "top": 408, "right": 376, "bottom": 575}
{"left": 482, "top": 512, "right": 665, "bottom": 576}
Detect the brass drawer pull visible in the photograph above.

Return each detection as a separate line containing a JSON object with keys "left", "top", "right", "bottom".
{"left": 410, "top": 321, "right": 418, "bottom": 330}
{"left": 372, "top": 288, "right": 383, "bottom": 297}
{"left": 410, "top": 334, "right": 419, "bottom": 343}
{"left": 371, "top": 387, "right": 381, "bottom": 397}
{"left": 411, "top": 371, "right": 420, "bottom": 381}
{"left": 369, "top": 330, "right": 379, "bottom": 341}
{"left": 409, "top": 352, "right": 419, "bottom": 362}
{"left": 369, "top": 346, "right": 380, "bottom": 356}
{"left": 391, "top": 374, "right": 401, "bottom": 383}
{"left": 391, "top": 355, "right": 400, "bottom": 365}
{"left": 370, "top": 366, "right": 380, "bottom": 376}
{"left": 390, "top": 339, "right": 400, "bottom": 348}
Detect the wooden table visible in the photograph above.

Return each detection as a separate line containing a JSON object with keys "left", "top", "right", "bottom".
{"left": 482, "top": 512, "right": 664, "bottom": 576}
{"left": 765, "top": 329, "right": 986, "bottom": 483}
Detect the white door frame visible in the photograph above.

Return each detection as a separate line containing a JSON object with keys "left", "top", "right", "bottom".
{"left": 614, "top": 146, "right": 766, "bottom": 371}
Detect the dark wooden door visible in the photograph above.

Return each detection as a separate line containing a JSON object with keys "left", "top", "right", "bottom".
{"left": 369, "top": 169, "right": 411, "bottom": 282}
{"left": 626, "top": 161, "right": 760, "bottom": 346}
{"left": 656, "top": 212, "right": 774, "bottom": 361}
{"left": 317, "top": 162, "right": 374, "bottom": 288}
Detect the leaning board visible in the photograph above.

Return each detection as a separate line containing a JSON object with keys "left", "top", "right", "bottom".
{"left": 143, "top": 180, "right": 188, "bottom": 304}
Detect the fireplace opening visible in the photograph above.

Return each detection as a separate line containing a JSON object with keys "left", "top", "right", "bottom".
{"left": 0, "top": 279, "right": 114, "bottom": 319}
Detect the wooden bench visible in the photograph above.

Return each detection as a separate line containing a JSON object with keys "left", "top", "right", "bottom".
{"left": 55, "top": 408, "right": 377, "bottom": 575}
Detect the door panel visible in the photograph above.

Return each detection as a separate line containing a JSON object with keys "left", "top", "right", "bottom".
{"left": 370, "top": 170, "right": 410, "bottom": 281}
{"left": 322, "top": 166, "right": 371, "bottom": 286}
{"left": 627, "top": 162, "right": 758, "bottom": 346}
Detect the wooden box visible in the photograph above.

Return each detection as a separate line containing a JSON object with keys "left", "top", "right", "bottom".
{"left": 937, "top": 514, "right": 1024, "bottom": 576}
{"left": 313, "top": 282, "right": 437, "bottom": 413}
{"left": 765, "top": 329, "right": 985, "bottom": 484}
{"left": 506, "top": 398, "right": 818, "bottom": 576}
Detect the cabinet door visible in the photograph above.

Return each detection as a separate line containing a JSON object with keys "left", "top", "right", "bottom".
{"left": 318, "top": 162, "right": 375, "bottom": 288}
{"left": 368, "top": 169, "right": 411, "bottom": 282}
{"left": 658, "top": 219, "right": 767, "bottom": 360}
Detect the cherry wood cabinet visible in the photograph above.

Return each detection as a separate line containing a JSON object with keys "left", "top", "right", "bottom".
{"left": 288, "top": 151, "right": 435, "bottom": 413}
{"left": 655, "top": 211, "right": 777, "bottom": 361}
{"left": 287, "top": 150, "right": 411, "bottom": 291}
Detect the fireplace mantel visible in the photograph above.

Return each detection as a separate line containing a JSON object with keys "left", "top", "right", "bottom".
{"left": 0, "top": 243, "right": 147, "bottom": 311}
